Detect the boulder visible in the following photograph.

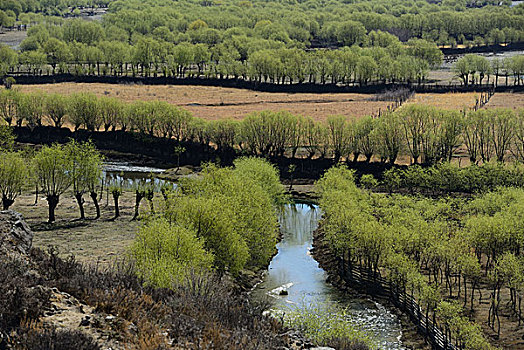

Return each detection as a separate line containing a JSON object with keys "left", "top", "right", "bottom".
{"left": 0, "top": 210, "right": 33, "bottom": 255}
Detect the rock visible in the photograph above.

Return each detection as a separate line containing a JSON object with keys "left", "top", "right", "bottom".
{"left": 279, "top": 289, "right": 289, "bottom": 296}
{"left": 0, "top": 210, "right": 33, "bottom": 255}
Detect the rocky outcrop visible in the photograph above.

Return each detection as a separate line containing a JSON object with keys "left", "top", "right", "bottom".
{"left": 0, "top": 210, "right": 33, "bottom": 256}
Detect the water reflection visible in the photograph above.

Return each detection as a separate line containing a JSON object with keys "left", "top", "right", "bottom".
{"left": 255, "top": 203, "right": 405, "bottom": 350}
{"left": 102, "top": 162, "right": 170, "bottom": 189}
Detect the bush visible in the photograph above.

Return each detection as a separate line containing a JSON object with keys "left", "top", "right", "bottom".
{"left": 7, "top": 247, "right": 287, "bottom": 350}
{"left": 359, "top": 174, "right": 379, "bottom": 189}
{"left": 132, "top": 218, "right": 213, "bottom": 287}
{"left": 284, "top": 303, "right": 373, "bottom": 350}
{"left": 15, "top": 324, "right": 100, "bottom": 350}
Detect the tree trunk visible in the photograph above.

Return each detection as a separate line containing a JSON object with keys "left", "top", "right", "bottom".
{"left": 112, "top": 193, "right": 120, "bottom": 219}
{"left": 47, "top": 195, "right": 59, "bottom": 223}
{"left": 74, "top": 192, "right": 85, "bottom": 220}
{"left": 90, "top": 191, "right": 100, "bottom": 219}
{"left": 132, "top": 192, "right": 144, "bottom": 220}
{"left": 2, "top": 196, "right": 14, "bottom": 210}
{"left": 34, "top": 184, "right": 39, "bottom": 205}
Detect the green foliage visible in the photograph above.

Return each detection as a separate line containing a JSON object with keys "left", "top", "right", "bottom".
{"left": 284, "top": 303, "right": 373, "bottom": 350}
{"left": 45, "top": 93, "right": 69, "bottom": 128}
{"left": 33, "top": 144, "right": 71, "bottom": 198}
{"left": 132, "top": 218, "right": 213, "bottom": 287}
{"left": 318, "top": 165, "right": 516, "bottom": 349}
{"left": 0, "top": 151, "right": 28, "bottom": 210}
{"left": 65, "top": 140, "right": 103, "bottom": 194}
{"left": 359, "top": 174, "right": 379, "bottom": 189}
{"left": 137, "top": 157, "right": 281, "bottom": 278}
{"left": 383, "top": 162, "right": 524, "bottom": 194}
{"left": 233, "top": 156, "right": 286, "bottom": 205}
{"left": 68, "top": 93, "right": 100, "bottom": 131}
{"left": 0, "top": 124, "right": 14, "bottom": 150}
{"left": 33, "top": 143, "right": 72, "bottom": 222}
{"left": 64, "top": 140, "right": 103, "bottom": 219}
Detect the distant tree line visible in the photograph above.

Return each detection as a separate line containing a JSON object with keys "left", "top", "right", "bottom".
{"left": 40, "top": 0, "right": 524, "bottom": 49}
{"left": 0, "top": 0, "right": 110, "bottom": 23}
{"left": 3, "top": 89, "right": 524, "bottom": 166}
{"left": 2, "top": 34, "right": 445, "bottom": 86}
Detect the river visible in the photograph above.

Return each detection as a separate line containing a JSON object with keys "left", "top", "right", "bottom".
{"left": 253, "top": 203, "right": 405, "bottom": 349}
{"left": 109, "top": 162, "right": 406, "bottom": 348}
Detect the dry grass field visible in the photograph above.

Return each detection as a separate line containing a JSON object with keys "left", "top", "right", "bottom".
{"left": 19, "top": 83, "right": 391, "bottom": 121}
{"left": 484, "top": 92, "right": 524, "bottom": 110}
{"left": 405, "top": 92, "right": 478, "bottom": 110}
{"left": 11, "top": 189, "right": 143, "bottom": 265}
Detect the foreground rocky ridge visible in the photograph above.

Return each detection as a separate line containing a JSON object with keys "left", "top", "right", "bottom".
{"left": 0, "top": 210, "right": 326, "bottom": 350}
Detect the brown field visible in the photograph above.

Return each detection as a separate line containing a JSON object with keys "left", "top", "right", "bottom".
{"left": 484, "top": 92, "right": 524, "bottom": 110}
{"left": 18, "top": 83, "right": 391, "bottom": 121}
{"left": 405, "top": 92, "right": 478, "bottom": 110}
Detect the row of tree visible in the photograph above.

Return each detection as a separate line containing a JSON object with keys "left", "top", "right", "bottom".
{"left": 318, "top": 166, "right": 524, "bottom": 349}
{"left": 5, "top": 33, "right": 447, "bottom": 85}
{"left": 0, "top": 0, "right": 110, "bottom": 18}
{"left": 0, "top": 140, "right": 102, "bottom": 222}
{"left": 7, "top": 1, "right": 524, "bottom": 50}
{"left": 378, "top": 162, "right": 524, "bottom": 194}
{"left": 453, "top": 54, "right": 524, "bottom": 86}
{"left": 77, "top": 0, "right": 524, "bottom": 48}
{"left": 3, "top": 90, "right": 524, "bottom": 165}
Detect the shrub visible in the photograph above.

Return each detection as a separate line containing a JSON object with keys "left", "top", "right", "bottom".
{"left": 284, "top": 303, "right": 373, "bottom": 350}
{"left": 132, "top": 218, "right": 213, "bottom": 287}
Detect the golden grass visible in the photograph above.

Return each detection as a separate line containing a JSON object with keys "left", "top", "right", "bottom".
{"left": 405, "top": 92, "right": 478, "bottom": 110}
{"left": 18, "top": 83, "right": 390, "bottom": 121}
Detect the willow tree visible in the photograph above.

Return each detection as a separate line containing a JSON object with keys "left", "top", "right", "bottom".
{"left": 397, "top": 105, "right": 431, "bottom": 164}
{"left": 65, "top": 140, "right": 103, "bottom": 220}
{"left": 489, "top": 109, "right": 515, "bottom": 162}
{"left": 372, "top": 112, "right": 403, "bottom": 165}
{"left": 0, "top": 152, "right": 28, "bottom": 210}
{"left": 34, "top": 144, "right": 72, "bottom": 223}
{"left": 0, "top": 89, "right": 19, "bottom": 126}
{"left": 327, "top": 115, "right": 349, "bottom": 163}
{"left": 68, "top": 93, "right": 100, "bottom": 131}
{"left": 46, "top": 93, "right": 69, "bottom": 128}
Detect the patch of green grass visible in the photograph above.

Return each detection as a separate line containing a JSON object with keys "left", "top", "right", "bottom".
{"left": 284, "top": 303, "right": 375, "bottom": 350}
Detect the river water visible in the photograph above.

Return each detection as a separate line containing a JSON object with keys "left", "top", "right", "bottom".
{"left": 253, "top": 203, "right": 405, "bottom": 349}
{"left": 102, "top": 161, "right": 168, "bottom": 187}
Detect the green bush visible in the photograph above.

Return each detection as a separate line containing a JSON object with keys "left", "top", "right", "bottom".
{"left": 132, "top": 218, "right": 213, "bottom": 287}
{"left": 284, "top": 303, "right": 373, "bottom": 350}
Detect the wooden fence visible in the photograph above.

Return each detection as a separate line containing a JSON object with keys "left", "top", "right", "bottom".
{"left": 336, "top": 258, "right": 460, "bottom": 350}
